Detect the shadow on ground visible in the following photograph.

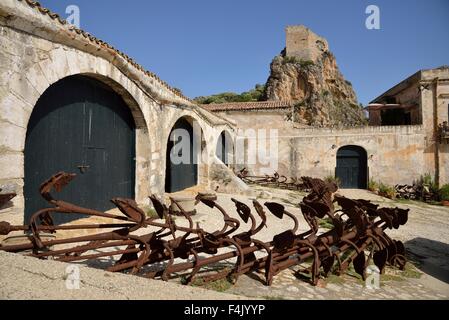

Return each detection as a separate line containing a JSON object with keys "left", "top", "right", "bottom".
{"left": 405, "top": 237, "right": 449, "bottom": 284}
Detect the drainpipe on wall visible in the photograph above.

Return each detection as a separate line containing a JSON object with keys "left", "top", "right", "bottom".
{"left": 433, "top": 77, "right": 440, "bottom": 188}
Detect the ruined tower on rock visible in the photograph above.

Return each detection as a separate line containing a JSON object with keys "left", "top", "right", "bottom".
{"left": 264, "top": 25, "right": 367, "bottom": 127}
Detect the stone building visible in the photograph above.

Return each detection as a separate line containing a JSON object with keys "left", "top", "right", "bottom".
{"left": 368, "top": 66, "right": 449, "bottom": 187}
{"left": 203, "top": 101, "right": 293, "bottom": 129}
{"left": 204, "top": 33, "right": 449, "bottom": 189}
{"left": 285, "top": 25, "right": 329, "bottom": 63}
{"left": 0, "top": 0, "right": 245, "bottom": 224}
{"left": 0, "top": 1, "right": 447, "bottom": 226}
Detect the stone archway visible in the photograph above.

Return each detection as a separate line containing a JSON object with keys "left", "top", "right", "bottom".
{"left": 24, "top": 75, "right": 139, "bottom": 224}
{"left": 1, "top": 48, "right": 153, "bottom": 221}
{"left": 216, "top": 130, "right": 234, "bottom": 167}
{"left": 336, "top": 145, "right": 368, "bottom": 189}
{"left": 165, "top": 116, "right": 201, "bottom": 193}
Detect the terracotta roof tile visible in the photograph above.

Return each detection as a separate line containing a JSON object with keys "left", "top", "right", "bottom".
{"left": 201, "top": 101, "right": 293, "bottom": 112}
{"left": 16, "top": 0, "right": 191, "bottom": 103}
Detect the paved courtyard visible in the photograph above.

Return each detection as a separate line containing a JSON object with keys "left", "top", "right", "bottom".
{"left": 193, "top": 187, "right": 449, "bottom": 300}
{"left": 1, "top": 186, "right": 448, "bottom": 300}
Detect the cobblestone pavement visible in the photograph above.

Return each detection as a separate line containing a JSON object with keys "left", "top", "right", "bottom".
{"left": 226, "top": 265, "right": 448, "bottom": 300}
{"left": 223, "top": 187, "right": 449, "bottom": 300}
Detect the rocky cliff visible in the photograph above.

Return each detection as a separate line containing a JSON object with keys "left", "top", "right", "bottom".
{"left": 264, "top": 26, "right": 366, "bottom": 127}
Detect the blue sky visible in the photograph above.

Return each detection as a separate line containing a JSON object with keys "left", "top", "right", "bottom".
{"left": 39, "top": 0, "right": 449, "bottom": 104}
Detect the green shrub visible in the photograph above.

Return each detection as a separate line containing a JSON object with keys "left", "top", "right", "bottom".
{"left": 299, "top": 59, "right": 315, "bottom": 68}
{"left": 282, "top": 56, "right": 314, "bottom": 68}
{"left": 378, "top": 182, "right": 389, "bottom": 193}
{"left": 282, "top": 56, "right": 300, "bottom": 65}
{"left": 193, "top": 84, "right": 266, "bottom": 105}
{"left": 440, "top": 184, "right": 449, "bottom": 201}
{"left": 368, "top": 180, "right": 379, "bottom": 192}
{"left": 378, "top": 182, "right": 395, "bottom": 199}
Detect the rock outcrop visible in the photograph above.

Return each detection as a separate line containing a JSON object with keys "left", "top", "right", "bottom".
{"left": 264, "top": 26, "right": 366, "bottom": 127}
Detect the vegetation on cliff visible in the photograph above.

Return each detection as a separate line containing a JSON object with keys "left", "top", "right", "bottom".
{"left": 194, "top": 84, "right": 265, "bottom": 104}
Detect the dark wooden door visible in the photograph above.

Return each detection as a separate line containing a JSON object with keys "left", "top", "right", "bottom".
{"left": 336, "top": 146, "right": 367, "bottom": 189}
{"left": 216, "top": 132, "right": 228, "bottom": 166}
{"left": 24, "top": 75, "right": 135, "bottom": 224}
{"left": 165, "top": 118, "right": 197, "bottom": 193}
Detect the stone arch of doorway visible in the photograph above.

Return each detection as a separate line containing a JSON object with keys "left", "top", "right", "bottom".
{"left": 1, "top": 51, "right": 154, "bottom": 222}
{"left": 164, "top": 115, "right": 208, "bottom": 193}
{"left": 23, "top": 74, "right": 150, "bottom": 224}
{"left": 215, "top": 130, "right": 234, "bottom": 168}
{"left": 335, "top": 145, "right": 368, "bottom": 189}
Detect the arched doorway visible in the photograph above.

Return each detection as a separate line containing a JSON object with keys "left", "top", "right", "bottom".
{"left": 165, "top": 117, "right": 198, "bottom": 193}
{"left": 24, "top": 75, "right": 136, "bottom": 224}
{"left": 216, "top": 131, "right": 234, "bottom": 167}
{"left": 336, "top": 145, "right": 368, "bottom": 189}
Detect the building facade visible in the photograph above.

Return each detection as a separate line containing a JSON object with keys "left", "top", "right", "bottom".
{"left": 1, "top": 1, "right": 447, "bottom": 226}
{"left": 206, "top": 67, "right": 449, "bottom": 188}
{"left": 0, "top": 0, "right": 245, "bottom": 224}
{"left": 368, "top": 66, "right": 449, "bottom": 187}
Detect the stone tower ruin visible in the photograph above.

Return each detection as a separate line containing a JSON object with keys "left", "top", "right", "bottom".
{"left": 285, "top": 25, "right": 329, "bottom": 62}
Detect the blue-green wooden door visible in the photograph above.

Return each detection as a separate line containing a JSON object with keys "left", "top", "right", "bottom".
{"left": 336, "top": 146, "right": 368, "bottom": 189}
{"left": 24, "top": 75, "right": 135, "bottom": 224}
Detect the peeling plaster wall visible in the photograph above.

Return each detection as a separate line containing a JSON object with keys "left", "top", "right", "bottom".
{"left": 225, "top": 68, "right": 449, "bottom": 187}
{"left": 219, "top": 109, "right": 429, "bottom": 186}
{"left": 241, "top": 124, "right": 427, "bottom": 186}
{"left": 421, "top": 69, "right": 449, "bottom": 185}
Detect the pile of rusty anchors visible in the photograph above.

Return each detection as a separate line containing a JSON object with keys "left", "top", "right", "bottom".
{"left": 395, "top": 183, "right": 438, "bottom": 202}
{"left": 0, "top": 172, "right": 409, "bottom": 287}
{"left": 236, "top": 168, "right": 308, "bottom": 191}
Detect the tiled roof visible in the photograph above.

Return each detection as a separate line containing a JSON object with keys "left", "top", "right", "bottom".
{"left": 16, "top": 0, "right": 191, "bottom": 103}
{"left": 201, "top": 101, "right": 293, "bottom": 112}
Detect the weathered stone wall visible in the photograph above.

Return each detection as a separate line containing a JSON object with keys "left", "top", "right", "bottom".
{"left": 214, "top": 110, "right": 292, "bottom": 129}
{"left": 214, "top": 106, "right": 429, "bottom": 186}
{"left": 0, "top": 0, "right": 240, "bottom": 222}
{"left": 368, "top": 67, "right": 449, "bottom": 186}
{"left": 436, "top": 80, "right": 449, "bottom": 185}
{"left": 420, "top": 68, "right": 449, "bottom": 185}
{"left": 241, "top": 125, "right": 426, "bottom": 186}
